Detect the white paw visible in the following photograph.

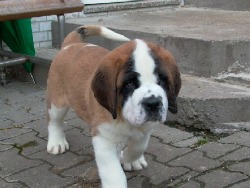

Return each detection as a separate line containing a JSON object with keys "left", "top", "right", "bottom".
{"left": 122, "top": 155, "right": 148, "bottom": 171}
{"left": 47, "top": 136, "right": 69, "bottom": 155}
{"left": 47, "top": 125, "right": 69, "bottom": 155}
{"left": 47, "top": 138, "right": 69, "bottom": 155}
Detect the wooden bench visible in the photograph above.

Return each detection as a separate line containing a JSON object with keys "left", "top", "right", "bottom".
{"left": 0, "top": 0, "right": 84, "bottom": 84}
{"left": 0, "top": 0, "right": 84, "bottom": 44}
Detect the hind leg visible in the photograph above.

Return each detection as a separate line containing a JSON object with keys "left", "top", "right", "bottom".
{"left": 47, "top": 104, "right": 69, "bottom": 155}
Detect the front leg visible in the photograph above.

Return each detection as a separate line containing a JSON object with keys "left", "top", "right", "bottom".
{"left": 92, "top": 135, "right": 127, "bottom": 188}
{"left": 121, "top": 133, "right": 151, "bottom": 171}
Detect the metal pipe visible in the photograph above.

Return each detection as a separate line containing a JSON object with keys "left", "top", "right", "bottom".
{"left": 0, "top": 57, "right": 27, "bottom": 67}
{"left": 0, "top": 38, "right": 7, "bottom": 85}
{"left": 0, "top": 49, "right": 51, "bottom": 66}
{"left": 57, "top": 14, "right": 66, "bottom": 49}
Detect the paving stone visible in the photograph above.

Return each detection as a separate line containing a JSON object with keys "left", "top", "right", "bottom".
{"left": 152, "top": 124, "right": 193, "bottom": 144}
{"left": 23, "top": 118, "right": 73, "bottom": 138}
{"left": 24, "top": 90, "right": 46, "bottom": 100}
{"left": 125, "top": 171, "right": 140, "bottom": 180}
{"left": 0, "top": 143, "right": 13, "bottom": 151}
{"left": 65, "top": 117, "right": 92, "bottom": 137}
{"left": 66, "top": 117, "right": 86, "bottom": 127}
{"left": 0, "top": 102, "right": 14, "bottom": 115}
{"left": 66, "top": 118, "right": 91, "bottom": 136}
{"left": 0, "top": 148, "right": 42, "bottom": 177}
{"left": 6, "top": 81, "right": 42, "bottom": 94}
{"left": 0, "top": 105, "right": 22, "bottom": 118}
{"left": 0, "top": 178, "right": 24, "bottom": 188}
{"left": 220, "top": 147, "right": 250, "bottom": 162}
{"left": 76, "top": 146, "right": 95, "bottom": 157}
{"left": 146, "top": 137, "right": 192, "bottom": 163}
{"left": 23, "top": 118, "right": 48, "bottom": 138}
{"left": 197, "top": 169, "right": 247, "bottom": 188}
{"left": 141, "top": 155, "right": 189, "bottom": 185}
{"left": 167, "top": 171, "right": 199, "bottom": 187}
{"left": 178, "top": 180, "right": 201, "bottom": 188}
{"left": 65, "top": 109, "right": 78, "bottom": 121}
{"left": 0, "top": 119, "right": 27, "bottom": 142}
{"left": 0, "top": 126, "right": 31, "bottom": 141}
{"left": 3, "top": 131, "right": 47, "bottom": 156}
{"left": 169, "top": 151, "right": 222, "bottom": 172}
{"left": 29, "top": 150, "right": 92, "bottom": 172}
{"left": 2, "top": 108, "right": 41, "bottom": 125}
{"left": 219, "top": 131, "right": 250, "bottom": 147}
{"left": 6, "top": 163, "right": 76, "bottom": 188}
{"left": 0, "top": 119, "right": 14, "bottom": 128}
{"left": 27, "top": 88, "right": 46, "bottom": 100}
{"left": 66, "top": 128, "right": 93, "bottom": 152}
{"left": 16, "top": 97, "right": 46, "bottom": 117}
{"left": 61, "top": 160, "right": 100, "bottom": 183}
{"left": 128, "top": 176, "right": 146, "bottom": 188}
{"left": 0, "top": 87, "right": 26, "bottom": 101}
{"left": 9, "top": 93, "right": 43, "bottom": 106}
{"left": 230, "top": 180, "right": 250, "bottom": 188}
{"left": 67, "top": 182, "right": 100, "bottom": 188}
{"left": 197, "top": 142, "right": 240, "bottom": 159}
{"left": 228, "top": 161, "right": 250, "bottom": 176}
{"left": 172, "top": 137, "right": 202, "bottom": 148}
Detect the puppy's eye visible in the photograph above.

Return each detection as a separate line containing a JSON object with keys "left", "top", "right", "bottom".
{"left": 126, "top": 82, "right": 135, "bottom": 88}
{"left": 123, "top": 72, "right": 140, "bottom": 90}
{"left": 158, "top": 79, "right": 167, "bottom": 87}
{"left": 157, "top": 74, "right": 168, "bottom": 89}
{"left": 125, "top": 78, "right": 139, "bottom": 89}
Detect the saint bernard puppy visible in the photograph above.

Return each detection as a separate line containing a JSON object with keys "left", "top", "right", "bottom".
{"left": 46, "top": 25, "right": 181, "bottom": 188}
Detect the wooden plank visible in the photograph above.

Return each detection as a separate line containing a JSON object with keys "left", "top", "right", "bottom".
{"left": 0, "top": 0, "right": 84, "bottom": 21}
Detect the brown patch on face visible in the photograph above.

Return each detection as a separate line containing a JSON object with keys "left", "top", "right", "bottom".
{"left": 146, "top": 41, "right": 181, "bottom": 114}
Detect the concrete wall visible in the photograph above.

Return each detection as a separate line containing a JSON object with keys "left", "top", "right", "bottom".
{"left": 31, "top": 12, "right": 84, "bottom": 49}
{"left": 31, "top": 16, "right": 55, "bottom": 49}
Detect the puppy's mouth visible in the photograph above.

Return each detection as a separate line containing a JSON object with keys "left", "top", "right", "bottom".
{"left": 131, "top": 113, "right": 165, "bottom": 127}
{"left": 145, "top": 112, "right": 164, "bottom": 122}
{"left": 134, "top": 108, "right": 166, "bottom": 126}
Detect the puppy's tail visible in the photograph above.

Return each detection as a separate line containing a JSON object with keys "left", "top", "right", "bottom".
{"left": 61, "top": 25, "right": 130, "bottom": 48}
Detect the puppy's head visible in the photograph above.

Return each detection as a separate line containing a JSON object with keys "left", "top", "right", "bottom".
{"left": 92, "top": 39, "right": 181, "bottom": 126}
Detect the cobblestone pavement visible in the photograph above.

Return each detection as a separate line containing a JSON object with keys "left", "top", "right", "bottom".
{"left": 1, "top": 81, "right": 250, "bottom": 188}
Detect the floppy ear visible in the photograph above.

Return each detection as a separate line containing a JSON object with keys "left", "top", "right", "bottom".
{"left": 167, "top": 68, "right": 181, "bottom": 114}
{"left": 150, "top": 44, "right": 181, "bottom": 114}
{"left": 162, "top": 53, "right": 181, "bottom": 114}
{"left": 91, "top": 61, "right": 120, "bottom": 119}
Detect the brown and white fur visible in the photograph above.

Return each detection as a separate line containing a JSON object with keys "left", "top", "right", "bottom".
{"left": 46, "top": 25, "right": 181, "bottom": 188}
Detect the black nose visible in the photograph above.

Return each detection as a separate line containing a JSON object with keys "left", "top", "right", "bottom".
{"left": 142, "top": 96, "right": 162, "bottom": 111}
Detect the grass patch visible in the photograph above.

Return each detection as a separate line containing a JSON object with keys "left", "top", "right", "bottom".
{"left": 191, "top": 138, "right": 209, "bottom": 148}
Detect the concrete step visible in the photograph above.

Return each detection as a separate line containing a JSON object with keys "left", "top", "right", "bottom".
{"left": 185, "top": 0, "right": 250, "bottom": 11}
{"left": 53, "top": 7, "right": 250, "bottom": 79}
{"left": 168, "top": 74, "right": 250, "bottom": 133}
{"left": 83, "top": 0, "right": 179, "bottom": 14}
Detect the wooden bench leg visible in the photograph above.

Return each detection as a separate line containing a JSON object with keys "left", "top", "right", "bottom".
{"left": 57, "top": 14, "right": 65, "bottom": 48}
